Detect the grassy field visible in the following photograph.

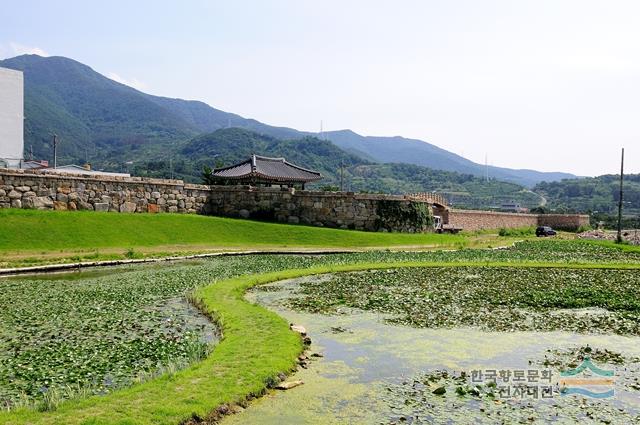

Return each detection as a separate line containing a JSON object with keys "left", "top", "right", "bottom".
{"left": 0, "top": 209, "right": 556, "bottom": 270}
{"left": 0, "top": 209, "right": 473, "bottom": 268}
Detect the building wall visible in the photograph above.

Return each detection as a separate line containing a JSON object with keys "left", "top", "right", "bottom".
{"left": 449, "top": 209, "right": 589, "bottom": 231}
{"left": 0, "top": 169, "right": 588, "bottom": 233}
{"left": 0, "top": 68, "right": 24, "bottom": 167}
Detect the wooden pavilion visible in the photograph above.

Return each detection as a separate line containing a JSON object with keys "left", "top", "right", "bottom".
{"left": 212, "top": 154, "right": 323, "bottom": 189}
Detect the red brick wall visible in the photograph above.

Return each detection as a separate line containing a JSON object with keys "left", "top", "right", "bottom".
{"left": 449, "top": 210, "right": 589, "bottom": 231}
{"left": 449, "top": 210, "right": 538, "bottom": 231}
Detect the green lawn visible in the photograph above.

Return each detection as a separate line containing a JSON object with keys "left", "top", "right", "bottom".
{"left": 0, "top": 209, "right": 462, "bottom": 252}
{"left": 0, "top": 209, "right": 471, "bottom": 268}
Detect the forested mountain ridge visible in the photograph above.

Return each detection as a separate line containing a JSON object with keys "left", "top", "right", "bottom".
{"left": 534, "top": 174, "right": 640, "bottom": 215}
{"left": 0, "top": 54, "right": 575, "bottom": 187}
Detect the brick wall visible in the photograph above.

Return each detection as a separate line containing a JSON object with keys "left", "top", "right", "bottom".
{"left": 537, "top": 214, "right": 590, "bottom": 231}
{"left": 449, "top": 209, "right": 589, "bottom": 231}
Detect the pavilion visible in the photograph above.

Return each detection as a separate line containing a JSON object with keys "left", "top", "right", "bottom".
{"left": 212, "top": 154, "right": 323, "bottom": 189}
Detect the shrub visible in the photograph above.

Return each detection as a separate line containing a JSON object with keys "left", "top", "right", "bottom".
{"left": 498, "top": 227, "right": 535, "bottom": 237}
{"left": 576, "top": 224, "right": 593, "bottom": 233}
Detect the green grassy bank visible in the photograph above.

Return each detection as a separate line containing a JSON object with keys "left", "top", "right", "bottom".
{"left": 0, "top": 209, "right": 463, "bottom": 258}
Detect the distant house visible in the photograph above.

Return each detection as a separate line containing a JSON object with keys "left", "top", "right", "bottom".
{"left": 41, "top": 164, "right": 130, "bottom": 178}
{"left": 500, "top": 202, "right": 529, "bottom": 213}
{"left": 21, "top": 160, "right": 49, "bottom": 170}
{"left": 212, "top": 154, "right": 322, "bottom": 189}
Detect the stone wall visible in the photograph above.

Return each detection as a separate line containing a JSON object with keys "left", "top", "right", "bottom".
{"left": 207, "top": 186, "right": 433, "bottom": 232}
{"left": 448, "top": 209, "right": 589, "bottom": 231}
{"left": 0, "top": 169, "right": 431, "bottom": 232}
{"left": 0, "top": 169, "right": 588, "bottom": 233}
{"left": 0, "top": 169, "right": 211, "bottom": 214}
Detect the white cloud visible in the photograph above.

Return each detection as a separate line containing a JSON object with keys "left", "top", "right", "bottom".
{"left": 106, "top": 72, "right": 147, "bottom": 91}
{"left": 7, "top": 42, "right": 49, "bottom": 57}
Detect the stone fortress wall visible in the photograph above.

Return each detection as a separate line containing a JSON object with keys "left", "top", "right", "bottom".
{"left": 0, "top": 169, "right": 588, "bottom": 232}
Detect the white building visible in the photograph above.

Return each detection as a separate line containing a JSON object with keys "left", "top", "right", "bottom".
{"left": 0, "top": 67, "right": 24, "bottom": 168}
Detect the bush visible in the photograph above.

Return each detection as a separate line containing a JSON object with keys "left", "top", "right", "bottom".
{"left": 576, "top": 224, "right": 593, "bottom": 233}
{"left": 498, "top": 227, "right": 535, "bottom": 237}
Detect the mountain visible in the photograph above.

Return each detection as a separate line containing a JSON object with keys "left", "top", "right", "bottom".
{"left": 1, "top": 55, "right": 195, "bottom": 163}
{"left": 322, "top": 130, "right": 575, "bottom": 187}
{"left": 170, "top": 128, "right": 543, "bottom": 209}
{"left": 178, "top": 128, "right": 364, "bottom": 182}
{"left": 0, "top": 54, "right": 574, "bottom": 187}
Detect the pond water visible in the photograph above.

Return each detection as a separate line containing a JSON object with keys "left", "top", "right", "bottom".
{"left": 225, "top": 275, "right": 640, "bottom": 424}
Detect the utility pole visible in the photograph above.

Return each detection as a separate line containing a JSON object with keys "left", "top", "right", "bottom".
{"left": 340, "top": 161, "right": 344, "bottom": 192}
{"left": 29, "top": 145, "right": 33, "bottom": 161}
{"left": 52, "top": 134, "right": 58, "bottom": 169}
{"left": 485, "top": 153, "right": 489, "bottom": 182}
{"left": 616, "top": 148, "right": 625, "bottom": 244}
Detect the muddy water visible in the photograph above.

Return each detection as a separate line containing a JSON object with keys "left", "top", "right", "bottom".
{"left": 224, "top": 275, "right": 640, "bottom": 424}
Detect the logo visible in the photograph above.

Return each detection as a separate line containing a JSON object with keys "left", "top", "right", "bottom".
{"left": 559, "top": 358, "right": 614, "bottom": 398}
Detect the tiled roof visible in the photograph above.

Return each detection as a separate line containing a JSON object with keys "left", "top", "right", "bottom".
{"left": 213, "top": 155, "right": 323, "bottom": 183}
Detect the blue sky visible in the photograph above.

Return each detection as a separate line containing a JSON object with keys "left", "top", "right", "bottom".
{"left": 1, "top": 0, "right": 638, "bottom": 176}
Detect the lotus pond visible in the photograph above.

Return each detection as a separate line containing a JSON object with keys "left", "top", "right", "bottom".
{"left": 227, "top": 266, "right": 640, "bottom": 424}
{"left": 0, "top": 239, "right": 639, "bottom": 417}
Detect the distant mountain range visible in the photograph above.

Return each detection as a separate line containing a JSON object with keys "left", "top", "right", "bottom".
{"left": 175, "top": 128, "right": 544, "bottom": 209}
{"left": 321, "top": 130, "right": 576, "bottom": 187}
{"left": 0, "top": 54, "right": 575, "bottom": 189}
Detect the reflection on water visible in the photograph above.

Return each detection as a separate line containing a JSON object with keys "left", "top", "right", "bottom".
{"left": 223, "top": 275, "right": 640, "bottom": 424}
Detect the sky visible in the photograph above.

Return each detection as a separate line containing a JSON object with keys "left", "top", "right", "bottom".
{"left": 1, "top": 0, "right": 638, "bottom": 176}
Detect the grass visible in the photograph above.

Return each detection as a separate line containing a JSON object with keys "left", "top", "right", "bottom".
{"left": 0, "top": 209, "right": 461, "bottom": 251}
{"left": 2, "top": 244, "right": 640, "bottom": 424}
{"left": 581, "top": 238, "right": 640, "bottom": 253}
{"left": 0, "top": 209, "right": 469, "bottom": 268}
{"left": 497, "top": 226, "right": 535, "bottom": 237}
